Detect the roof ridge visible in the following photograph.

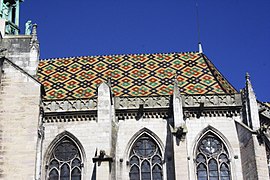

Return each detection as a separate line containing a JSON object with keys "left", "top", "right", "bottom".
{"left": 40, "top": 51, "right": 200, "bottom": 61}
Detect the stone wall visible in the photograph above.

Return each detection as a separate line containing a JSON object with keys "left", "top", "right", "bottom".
{"left": 0, "top": 60, "right": 41, "bottom": 179}
{"left": 41, "top": 94, "right": 255, "bottom": 180}
{"left": 42, "top": 120, "right": 104, "bottom": 180}
{"left": 115, "top": 117, "right": 168, "bottom": 180}
{"left": 1, "top": 35, "right": 39, "bottom": 76}
{"left": 236, "top": 122, "right": 269, "bottom": 180}
{"left": 237, "top": 122, "right": 258, "bottom": 179}
{"left": 42, "top": 110, "right": 248, "bottom": 180}
{"left": 186, "top": 116, "right": 244, "bottom": 180}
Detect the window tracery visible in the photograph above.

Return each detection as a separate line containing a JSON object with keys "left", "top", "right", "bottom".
{"left": 196, "top": 133, "right": 231, "bottom": 180}
{"left": 129, "top": 134, "right": 163, "bottom": 180}
{"left": 47, "top": 137, "right": 82, "bottom": 180}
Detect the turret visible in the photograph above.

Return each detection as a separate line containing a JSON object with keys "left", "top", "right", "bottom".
{"left": 0, "top": 0, "right": 23, "bottom": 36}
{"left": 0, "top": 0, "right": 40, "bottom": 77}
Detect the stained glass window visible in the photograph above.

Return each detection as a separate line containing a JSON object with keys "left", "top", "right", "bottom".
{"left": 196, "top": 133, "right": 231, "bottom": 180}
{"left": 47, "top": 137, "right": 82, "bottom": 180}
{"left": 129, "top": 134, "right": 163, "bottom": 180}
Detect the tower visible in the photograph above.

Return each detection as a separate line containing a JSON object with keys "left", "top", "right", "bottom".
{"left": 0, "top": 0, "right": 22, "bottom": 35}
{"left": 0, "top": 0, "right": 39, "bottom": 77}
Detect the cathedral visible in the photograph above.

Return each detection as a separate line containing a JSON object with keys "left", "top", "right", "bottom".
{"left": 0, "top": 1, "right": 270, "bottom": 180}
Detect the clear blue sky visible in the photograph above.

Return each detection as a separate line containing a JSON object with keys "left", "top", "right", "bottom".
{"left": 20, "top": 0, "right": 270, "bottom": 101}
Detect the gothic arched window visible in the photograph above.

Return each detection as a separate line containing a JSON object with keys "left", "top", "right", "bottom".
{"left": 47, "top": 137, "right": 82, "bottom": 180}
{"left": 196, "top": 133, "right": 231, "bottom": 180}
{"left": 129, "top": 134, "right": 163, "bottom": 180}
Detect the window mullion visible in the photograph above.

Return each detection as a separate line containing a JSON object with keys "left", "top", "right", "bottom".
{"left": 58, "top": 168, "right": 60, "bottom": 180}
{"left": 218, "top": 157, "right": 221, "bottom": 180}
{"left": 196, "top": 134, "right": 231, "bottom": 180}
{"left": 139, "top": 157, "right": 142, "bottom": 180}
{"left": 129, "top": 134, "right": 162, "bottom": 180}
{"left": 47, "top": 137, "right": 82, "bottom": 180}
{"left": 150, "top": 158, "right": 153, "bottom": 180}
{"left": 68, "top": 161, "right": 72, "bottom": 180}
{"left": 207, "top": 159, "right": 210, "bottom": 180}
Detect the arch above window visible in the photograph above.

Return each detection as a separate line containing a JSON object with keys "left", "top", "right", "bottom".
{"left": 196, "top": 133, "right": 231, "bottom": 180}
{"left": 46, "top": 135, "right": 83, "bottom": 180}
{"left": 129, "top": 133, "right": 163, "bottom": 180}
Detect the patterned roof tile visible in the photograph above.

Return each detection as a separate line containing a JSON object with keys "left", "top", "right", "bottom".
{"left": 37, "top": 52, "right": 237, "bottom": 100}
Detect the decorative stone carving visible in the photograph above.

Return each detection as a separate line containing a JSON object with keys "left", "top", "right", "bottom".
{"left": 183, "top": 94, "right": 242, "bottom": 107}
{"left": 43, "top": 113, "right": 97, "bottom": 123}
{"left": 116, "top": 110, "right": 169, "bottom": 121}
{"left": 43, "top": 98, "right": 97, "bottom": 113}
{"left": 30, "top": 24, "right": 39, "bottom": 49}
{"left": 184, "top": 109, "right": 241, "bottom": 119}
{"left": 171, "top": 124, "right": 188, "bottom": 140}
{"left": 114, "top": 96, "right": 170, "bottom": 109}
{"left": 42, "top": 94, "right": 244, "bottom": 123}
{"left": 25, "top": 20, "right": 32, "bottom": 35}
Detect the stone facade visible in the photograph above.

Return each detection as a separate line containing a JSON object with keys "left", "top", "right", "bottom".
{"left": 0, "top": 58, "right": 41, "bottom": 179}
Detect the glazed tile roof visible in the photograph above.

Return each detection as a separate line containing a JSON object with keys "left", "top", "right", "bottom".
{"left": 37, "top": 52, "right": 237, "bottom": 100}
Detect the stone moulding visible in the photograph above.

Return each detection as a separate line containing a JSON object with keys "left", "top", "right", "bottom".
{"left": 184, "top": 108, "right": 241, "bottom": 118}
{"left": 114, "top": 96, "right": 171, "bottom": 109}
{"left": 116, "top": 109, "right": 170, "bottom": 121}
{"left": 42, "top": 94, "right": 242, "bottom": 113}
{"left": 43, "top": 98, "right": 97, "bottom": 113}
{"left": 43, "top": 112, "right": 97, "bottom": 123}
{"left": 182, "top": 94, "right": 242, "bottom": 118}
{"left": 182, "top": 94, "right": 242, "bottom": 107}
{"left": 42, "top": 94, "right": 244, "bottom": 123}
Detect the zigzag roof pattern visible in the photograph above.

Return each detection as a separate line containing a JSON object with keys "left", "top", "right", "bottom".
{"left": 37, "top": 52, "right": 237, "bottom": 100}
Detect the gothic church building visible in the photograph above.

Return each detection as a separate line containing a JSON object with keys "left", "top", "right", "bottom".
{"left": 0, "top": 1, "right": 270, "bottom": 180}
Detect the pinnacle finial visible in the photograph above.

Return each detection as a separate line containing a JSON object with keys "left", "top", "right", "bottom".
{"left": 246, "top": 72, "right": 250, "bottom": 81}
{"left": 30, "top": 23, "right": 39, "bottom": 48}
{"left": 198, "top": 42, "right": 203, "bottom": 53}
{"left": 174, "top": 74, "right": 178, "bottom": 84}
{"left": 174, "top": 74, "right": 181, "bottom": 95}
{"left": 107, "top": 77, "right": 111, "bottom": 87}
{"left": 32, "top": 24, "right": 37, "bottom": 36}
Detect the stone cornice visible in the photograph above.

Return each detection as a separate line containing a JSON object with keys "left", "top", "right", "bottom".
{"left": 42, "top": 94, "right": 242, "bottom": 113}
{"left": 43, "top": 111, "right": 97, "bottom": 123}
{"left": 43, "top": 98, "right": 97, "bottom": 113}
{"left": 114, "top": 96, "right": 171, "bottom": 109}
{"left": 42, "top": 94, "right": 244, "bottom": 122}
{"left": 182, "top": 94, "right": 242, "bottom": 108}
